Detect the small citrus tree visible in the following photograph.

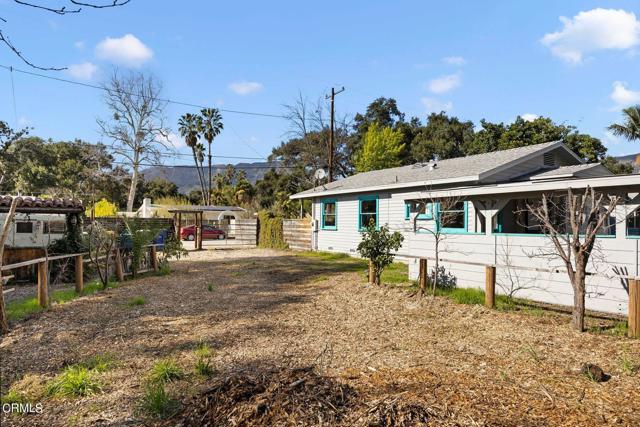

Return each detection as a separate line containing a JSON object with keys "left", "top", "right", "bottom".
{"left": 357, "top": 220, "right": 404, "bottom": 285}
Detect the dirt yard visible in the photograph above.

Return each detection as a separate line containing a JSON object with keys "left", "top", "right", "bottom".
{"left": 1, "top": 249, "right": 638, "bottom": 426}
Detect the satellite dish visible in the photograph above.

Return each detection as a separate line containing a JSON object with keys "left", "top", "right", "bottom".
{"left": 314, "top": 169, "right": 327, "bottom": 180}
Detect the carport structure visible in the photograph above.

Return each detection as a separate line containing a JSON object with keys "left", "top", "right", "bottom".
{"left": 168, "top": 208, "right": 204, "bottom": 251}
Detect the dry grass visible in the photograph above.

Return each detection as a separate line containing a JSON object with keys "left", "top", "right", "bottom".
{"left": 0, "top": 248, "right": 638, "bottom": 426}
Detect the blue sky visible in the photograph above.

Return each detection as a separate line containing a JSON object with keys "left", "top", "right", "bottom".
{"left": 1, "top": 0, "right": 639, "bottom": 164}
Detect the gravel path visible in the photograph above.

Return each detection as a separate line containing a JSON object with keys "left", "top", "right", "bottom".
{"left": 1, "top": 249, "right": 638, "bottom": 426}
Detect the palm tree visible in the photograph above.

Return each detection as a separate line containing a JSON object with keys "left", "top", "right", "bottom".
{"left": 200, "top": 108, "right": 224, "bottom": 205}
{"left": 178, "top": 113, "right": 207, "bottom": 204}
{"left": 608, "top": 105, "right": 640, "bottom": 143}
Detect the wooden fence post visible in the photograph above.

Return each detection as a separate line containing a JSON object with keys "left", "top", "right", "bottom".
{"left": 37, "top": 261, "right": 49, "bottom": 308}
{"left": 115, "top": 250, "right": 125, "bottom": 282}
{"left": 75, "top": 255, "right": 84, "bottom": 293}
{"left": 150, "top": 245, "right": 158, "bottom": 272}
{"left": 485, "top": 265, "right": 496, "bottom": 309}
{"left": 629, "top": 278, "right": 639, "bottom": 339}
{"left": 419, "top": 258, "right": 428, "bottom": 294}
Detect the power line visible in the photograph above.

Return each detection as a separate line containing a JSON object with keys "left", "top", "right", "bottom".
{"left": 110, "top": 148, "right": 266, "bottom": 161}
{"left": 109, "top": 160, "right": 291, "bottom": 169}
{"left": 0, "top": 63, "right": 288, "bottom": 119}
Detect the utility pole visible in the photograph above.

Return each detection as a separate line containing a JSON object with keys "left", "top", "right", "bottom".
{"left": 325, "top": 86, "right": 344, "bottom": 183}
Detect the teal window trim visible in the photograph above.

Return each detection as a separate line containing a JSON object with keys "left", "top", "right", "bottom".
{"left": 493, "top": 210, "right": 503, "bottom": 233}
{"left": 405, "top": 201, "right": 433, "bottom": 220}
{"left": 437, "top": 201, "right": 469, "bottom": 233}
{"left": 418, "top": 203, "right": 434, "bottom": 220}
{"left": 320, "top": 198, "right": 337, "bottom": 230}
{"left": 358, "top": 195, "right": 379, "bottom": 231}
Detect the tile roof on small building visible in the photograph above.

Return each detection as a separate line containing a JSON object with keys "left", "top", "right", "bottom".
{"left": 0, "top": 196, "right": 84, "bottom": 213}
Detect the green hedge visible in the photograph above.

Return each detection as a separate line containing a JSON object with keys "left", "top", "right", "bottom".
{"left": 257, "top": 211, "right": 288, "bottom": 249}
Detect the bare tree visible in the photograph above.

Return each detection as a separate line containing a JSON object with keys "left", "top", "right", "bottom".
{"left": 526, "top": 187, "right": 619, "bottom": 331}
{"left": 0, "top": 197, "right": 18, "bottom": 333}
{"left": 411, "top": 194, "right": 464, "bottom": 296}
{"left": 276, "top": 93, "right": 352, "bottom": 184}
{"left": 97, "top": 70, "right": 171, "bottom": 212}
{"left": 85, "top": 221, "right": 117, "bottom": 289}
{"left": 1, "top": 1, "right": 130, "bottom": 70}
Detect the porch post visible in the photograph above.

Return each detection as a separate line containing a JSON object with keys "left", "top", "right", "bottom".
{"left": 617, "top": 201, "right": 639, "bottom": 241}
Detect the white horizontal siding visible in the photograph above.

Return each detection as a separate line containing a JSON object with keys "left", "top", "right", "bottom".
{"left": 312, "top": 193, "right": 637, "bottom": 315}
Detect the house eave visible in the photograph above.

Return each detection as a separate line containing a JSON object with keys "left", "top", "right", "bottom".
{"left": 408, "top": 174, "right": 640, "bottom": 200}
{"left": 289, "top": 175, "right": 480, "bottom": 199}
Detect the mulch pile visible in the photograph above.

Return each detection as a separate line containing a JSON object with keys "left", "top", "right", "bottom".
{"left": 170, "top": 366, "right": 354, "bottom": 426}
{"left": 168, "top": 366, "right": 453, "bottom": 427}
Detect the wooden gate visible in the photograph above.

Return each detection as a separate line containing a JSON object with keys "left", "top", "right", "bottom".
{"left": 230, "top": 219, "right": 258, "bottom": 246}
{"left": 283, "top": 218, "right": 312, "bottom": 251}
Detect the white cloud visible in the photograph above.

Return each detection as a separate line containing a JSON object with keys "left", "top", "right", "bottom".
{"left": 18, "top": 116, "right": 31, "bottom": 127}
{"left": 610, "top": 81, "right": 640, "bottom": 107}
{"left": 603, "top": 130, "right": 622, "bottom": 147}
{"left": 66, "top": 62, "right": 98, "bottom": 80}
{"left": 74, "top": 41, "right": 85, "bottom": 50}
{"left": 228, "top": 81, "right": 263, "bottom": 95}
{"left": 541, "top": 8, "right": 640, "bottom": 64}
{"left": 520, "top": 113, "right": 539, "bottom": 122}
{"left": 166, "top": 132, "right": 185, "bottom": 149}
{"left": 442, "top": 56, "right": 466, "bottom": 66}
{"left": 427, "top": 73, "right": 461, "bottom": 94}
{"left": 95, "top": 34, "right": 153, "bottom": 67}
{"left": 421, "top": 97, "right": 453, "bottom": 113}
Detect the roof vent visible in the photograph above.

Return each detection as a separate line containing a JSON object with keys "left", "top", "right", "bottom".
{"left": 543, "top": 152, "right": 556, "bottom": 167}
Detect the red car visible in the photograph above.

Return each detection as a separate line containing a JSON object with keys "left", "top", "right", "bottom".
{"left": 180, "top": 225, "right": 225, "bottom": 241}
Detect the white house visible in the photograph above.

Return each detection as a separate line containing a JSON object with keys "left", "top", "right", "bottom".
{"left": 291, "top": 141, "right": 640, "bottom": 315}
{"left": 126, "top": 198, "right": 246, "bottom": 221}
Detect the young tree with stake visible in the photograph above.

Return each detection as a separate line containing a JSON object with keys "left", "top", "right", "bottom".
{"left": 411, "top": 195, "right": 464, "bottom": 296}
{"left": 357, "top": 221, "right": 404, "bottom": 286}
{"left": 526, "top": 187, "right": 619, "bottom": 331}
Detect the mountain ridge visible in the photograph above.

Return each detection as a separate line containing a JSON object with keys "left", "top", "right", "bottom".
{"left": 142, "top": 162, "right": 279, "bottom": 193}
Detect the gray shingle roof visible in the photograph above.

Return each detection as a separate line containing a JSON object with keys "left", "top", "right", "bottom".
{"left": 292, "top": 141, "right": 569, "bottom": 198}
{"left": 527, "top": 163, "right": 610, "bottom": 180}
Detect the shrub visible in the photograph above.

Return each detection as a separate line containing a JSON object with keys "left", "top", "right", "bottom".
{"left": 1, "top": 389, "right": 26, "bottom": 404}
{"left": 123, "top": 217, "right": 164, "bottom": 277}
{"left": 81, "top": 354, "right": 116, "bottom": 373}
{"left": 357, "top": 221, "right": 404, "bottom": 285}
{"left": 139, "top": 381, "right": 179, "bottom": 419}
{"left": 194, "top": 342, "right": 215, "bottom": 377}
{"left": 127, "top": 296, "right": 146, "bottom": 306}
{"left": 149, "top": 359, "right": 184, "bottom": 384}
{"left": 258, "top": 211, "right": 287, "bottom": 249}
{"left": 88, "top": 198, "right": 118, "bottom": 217}
{"left": 45, "top": 366, "right": 102, "bottom": 397}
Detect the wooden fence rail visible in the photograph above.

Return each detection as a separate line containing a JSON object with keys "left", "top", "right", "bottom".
{"left": 408, "top": 253, "right": 639, "bottom": 338}
{"left": 1, "top": 244, "right": 161, "bottom": 310}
